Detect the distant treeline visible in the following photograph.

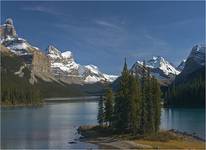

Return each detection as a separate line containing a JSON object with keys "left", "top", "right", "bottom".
{"left": 165, "top": 67, "right": 205, "bottom": 108}
{"left": 98, "top": 60, "right": 161, "bottom": 135}
{"left": 1, "top": 84, "right": 42, "bottom": 105}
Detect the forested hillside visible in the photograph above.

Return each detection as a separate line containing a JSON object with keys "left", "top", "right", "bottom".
{"left": 165, "top": 67, "right": 205, "bottom": 108}
{"left": 1, "top": 51, "right": 107, "bottom": 105}
{"left": 1, "top": 52, "right": 42, "bottom": 105}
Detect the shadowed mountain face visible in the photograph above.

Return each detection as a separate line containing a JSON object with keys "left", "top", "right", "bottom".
{"left": 175, "top": 45, "right": 205, "bottom": 84}
{"left": 176, "top": 59, "right": 186, "bottom": 72}
{"left": 165, "top": 45, "right": 205, "bottom": 108}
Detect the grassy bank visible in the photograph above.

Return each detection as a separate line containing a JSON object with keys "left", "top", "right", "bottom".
{"left": 78, "top": 125, "right": 205, "bottom": 149}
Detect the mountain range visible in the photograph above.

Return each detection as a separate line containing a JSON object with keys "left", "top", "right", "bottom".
{"left": 0, "top": 18, "right": 118, "bottom": 85}
{"left": 46, "top": 45, "right": 118, "bottom": 84}
{"left": 0, "top": 18, "right": 205, "bottom": 99}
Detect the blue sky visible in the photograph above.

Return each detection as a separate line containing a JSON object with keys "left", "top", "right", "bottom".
{"left": 1, "top": 1, "right": 205, "bottom": 75}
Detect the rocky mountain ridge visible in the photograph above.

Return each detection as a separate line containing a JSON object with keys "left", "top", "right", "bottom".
{"left": 177, "top": 59, "right": 186, "bottom": 72}
{"left": 46, "top": 45, "right": 118, "bottom": 84}
{"left": 174, "top": 44, "right": 205, "bottom": 84}
{"left": 0, "top": 18, "right": 117, "bottom": 84}
{"left": 130, "top": 56, "right": 180, "bottom": 85}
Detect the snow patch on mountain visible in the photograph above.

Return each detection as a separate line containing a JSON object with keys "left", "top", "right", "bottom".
{"left": 84, "top": 75, "right": 102, "bottom": 83}
{"left": 62, "top": 51, "right": 72, "bottom": 58}
{"left": 103, "top": 74, "right": 119, "bottom": 82}
{"left": 85, "top": 65, "right": 100, "bottom": 75}
{"left": 1, "top": 32, "right": 41, "bottom": 56}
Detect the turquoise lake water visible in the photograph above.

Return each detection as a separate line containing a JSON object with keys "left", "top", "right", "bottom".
{"left": 1, "top": 101, "right": 205, "bottom": 149}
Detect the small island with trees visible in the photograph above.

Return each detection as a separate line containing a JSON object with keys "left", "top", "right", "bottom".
{"left": 78, "top": 59, "right": 205, "bottom": 149}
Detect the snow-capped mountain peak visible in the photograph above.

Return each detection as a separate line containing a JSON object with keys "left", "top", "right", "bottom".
{"left": 147, "top": 56, "right": 165, "bottom": 68}
{"left": 46, "top": 46, "right": 118, "bottom": 83}
{"left": 0, "top": 18, "right": 40, "bottom": 55}
{"left": 46, "top": 45, "right": 62, "bottom": 58}
{"left": 139, "top": 56, "right": 180, "bottom": 75}
{"left": 131, "top": 56, "right": 180, "bottom": 85}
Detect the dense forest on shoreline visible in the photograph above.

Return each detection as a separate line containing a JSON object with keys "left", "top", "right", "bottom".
{"left": 1, "top": 53, "right": 42, "bottom": 105}
{"left": 165, "top": 67, "right": 205, "bottom": 108}
{"left": 98, "top": 60, "right": 161, "bottom": 136}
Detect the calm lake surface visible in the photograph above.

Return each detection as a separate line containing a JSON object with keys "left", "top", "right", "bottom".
{"left": 1, "top": 101, "right": 205, "bottom": 149}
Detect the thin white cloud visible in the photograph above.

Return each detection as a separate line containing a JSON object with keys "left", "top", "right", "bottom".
{"left": 152, "top": 17, "right": 202, "bottom": 29}
{"left": 22, "top": 6, "right": 62, "bottom": 16}
{"left": 54, "top": 22, "right": 172, "bottom": 61}
{"left": 144, "top": 33, "right": 168, "bottom": 46}
{"left": 95, "top": 20, "right": 122, "bottom": 30}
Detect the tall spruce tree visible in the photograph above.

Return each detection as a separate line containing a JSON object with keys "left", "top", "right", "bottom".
{"left": 97, "top": 96, "right": 104, "bottom": 126}
{"left": 139, "top": 60, "right": 147, "bottom": 134}
{"left": 145, "top": 68, "right": 155, "bottom": 134}
{"left": 128, "top": 75, "right": 141, "bottom": 135}
{"left": 111, "top": 59, "right": 162, "bottom": 135}
{"left": 151, "top": 77, "right": 161, "bottom": 133}
{"left": 104, "top": 88, "right": 114, "bottom": 126}
{"left": 113, "top": 58, "right": 130, "bottom": 132}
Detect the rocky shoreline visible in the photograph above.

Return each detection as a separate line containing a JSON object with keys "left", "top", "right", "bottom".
{"left": 168, "top": 129, "right": 205, "bottom": 142}
{"left": 78, "top": 125, "right": 205, "bottom": 149}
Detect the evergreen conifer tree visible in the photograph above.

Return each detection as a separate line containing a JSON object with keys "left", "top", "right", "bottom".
{"left": 113, "top": 58, "right": 130, "bottom": 132}
{"left": 145, "top": 68, "right": 155, "bottom": 134}
{"left": 104, "top": 87, "right": 114, "bottom": 126}
{"left": 128, "top": 75, "right": 141, "bottom": 135}
{"left": 97, "top": 96, "right": 104, "bottom": 126}
{"left": 151, "top": 77, "right": 161, "bottom": 133}
{"left": 139, "top": 60, "right": 147, "bottom": 134}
